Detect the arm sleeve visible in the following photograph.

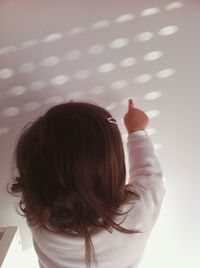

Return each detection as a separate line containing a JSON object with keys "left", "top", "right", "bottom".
{"left": 126, "top": 130, "right": 166, "bottom": 228}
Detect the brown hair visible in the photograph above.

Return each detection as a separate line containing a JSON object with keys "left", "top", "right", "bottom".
{"left": 7, "top": 101, "right": 142, "bottom": 268}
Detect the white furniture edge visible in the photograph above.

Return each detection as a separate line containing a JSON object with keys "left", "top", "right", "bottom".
{"left": 0, "top": 227, "right": 19, "bottom": 267}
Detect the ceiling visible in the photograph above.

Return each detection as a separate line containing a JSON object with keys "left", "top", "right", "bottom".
{"left": 0, "top": 1, "right": 200, "bottom": 267}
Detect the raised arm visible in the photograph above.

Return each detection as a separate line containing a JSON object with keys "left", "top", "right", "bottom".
{"left": 126, "top": 130, "right": 166, "bottom": 228}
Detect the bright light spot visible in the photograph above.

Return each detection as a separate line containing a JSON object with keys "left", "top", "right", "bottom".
{"left": 50, "top": 75, "right": 70, "bottom": 85}
{"left": 41, "top": 56, "right": 60, "bottom": 67}
{"left": 43, "top": 33, "right": 63, "bottom": 42}
{"left": 23, "top": 102, "right": 41, "bottom": 111}
{"left": 120, "top": 57, "right": 136, "bottom": 67}
{"left": 30, "top": 81, "right": 47, "bottom": 91}
{"left": 2, "top": 107, "right": 19, "bottom": 116}
{"left": 154, "top": 143, "right": 163, "bottom": 150}
{"left": 44, "top": 96, "right": 64, "bottom": 105}
{"left": 91, "top": 20, "right": 110, "bottom": 30}
{"left": 134, "top": 74, "right": 152, "bottom": 84}
{"left": 105, "top": 103, "right": 117, "bottom": 110}
{"left": 166, "top": 2, "right": 183, "bottom": 10}
{"left": 146, "top": 110, "right": 160, "bottom": 118}
{"left": 74, "top": 69, "right": 92, "bottom": 79}
{"left": 156, "top": 68, "right": 175, "bottom": 78}
{"left": 21, "top": 40, "right": 38, "bottom": 48}
{"left": 135, "top": 32, "right": 154, "bottom": 42}
{"left": 98, "top": 63, "right": 116, "bottom": 73}
{"left": 110, "top": 80, "right": 128, "bottom": 90}
{"left": 19, "top": 63, "right": 36, "bottom": 73}
{"left": 67, "top": 91, "right": 83, "bottom": 99}
{"left": 146, "top": 128, "right": 157, "bottom": 135}
{"left": 0, "top": 46, "right": 17, "bottom": 55}
{"left": 109, "top": 38, "right": 129, "bottom": 49}
{"left": 88, "top": 44, "right": 105, "bottom": 55}
{"left": 65, "top": 50, "right": 81, "bottom": 60}
{"left": 158, "top": 25, "right": 179, "bottom": 36}
{"left": 7, "top": 86, "right": 26, "bottom": 96}
{"left": 0, "top": 68, "right": 14, "bottom": 79}
{"left": 89, "top": 86, "right": 106, "bottom": 95}
{"left": 0, "top": 127, "right": 10, "bottom": 136}
{"left": 143, "top": 91, "right": 162, "bottom": 100}
{"left": 141, "top": 7, "right": 160, "bottom": 17}
{"left": 143, "top": 51, "right": 163, "bottom": 61}
{"left": 114, "top": 14, "right": 135, "bottom": 23}
{"left": 68, "top": 27, "right": 85, "bottom": 35}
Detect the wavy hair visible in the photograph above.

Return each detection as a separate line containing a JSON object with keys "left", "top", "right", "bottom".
{"left": 7, "top": 101, "right": 142, "bottom": 268}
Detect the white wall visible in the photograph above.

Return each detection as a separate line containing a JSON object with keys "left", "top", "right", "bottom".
{"left": 0, "top": 1, "right": 200, "bottom": 267}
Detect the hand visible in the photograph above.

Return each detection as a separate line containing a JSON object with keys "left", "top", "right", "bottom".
{"left": 123, "top": 99, "right": 149, "bottom": 134}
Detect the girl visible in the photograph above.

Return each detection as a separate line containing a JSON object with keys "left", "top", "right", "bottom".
{"left": 7, "top": 99, "right": 166, "bottom": 268}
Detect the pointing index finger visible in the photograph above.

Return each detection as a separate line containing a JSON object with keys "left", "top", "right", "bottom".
{"left": 128, "top": 99, "right": 134, "bottom": 111}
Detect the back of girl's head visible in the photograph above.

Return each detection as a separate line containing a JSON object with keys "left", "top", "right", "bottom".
{"left": 7, "top": 101, "right": 141, "bottom": 267}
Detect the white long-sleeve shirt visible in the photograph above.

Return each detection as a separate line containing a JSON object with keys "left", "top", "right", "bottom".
{"left": 28, "top": 130, "right": 166, "bottom": 268}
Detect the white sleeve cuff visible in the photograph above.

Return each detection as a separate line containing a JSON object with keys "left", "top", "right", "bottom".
{"left": 128, "top": 130, "right": 146, "bottom": 137}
